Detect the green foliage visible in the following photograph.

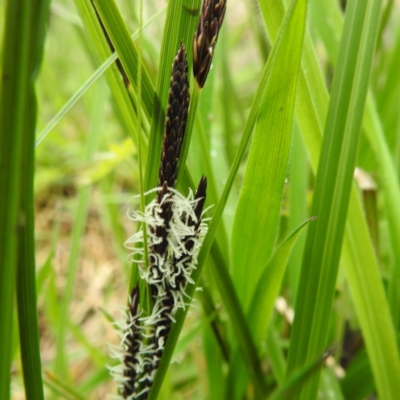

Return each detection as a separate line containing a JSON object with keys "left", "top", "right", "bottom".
{"left": 2, "top": 0, "right": 400, "bottom": 398}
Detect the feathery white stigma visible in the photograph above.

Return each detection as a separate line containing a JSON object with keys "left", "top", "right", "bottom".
{"left": 110, "top": 188, "right": 208, "bottom": 399}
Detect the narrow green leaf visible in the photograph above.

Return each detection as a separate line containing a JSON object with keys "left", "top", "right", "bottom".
{"left": 311, "top": 0, "right": 400, "bottom": 394}
{"left": 44, "top": 372, "right": 86, "bottom": 400}
{"left": 266, "top": 325, "right": 286, "bottom": 385}
{"left": 287, "top": 123, "right": 308, "bottom": 305}
{"left": 54, "top": 81, "right": 107, "bottom": 378}
{"left": 340, "top": 347, "right": 374, "bottom": 400}
{"left": 376, "top": 29, "right": 400, "bottom": 123}
{"left": 207, "top": 242, "right": 269, "bottom": 398}
{"left": 286, "top": 2, "right": 384, "bottom": 399}
{"left": 197, "top": 280, "right": 230, "bottom": 362}
{"left": 319, "top": 368, "right": 345, "bottom": 400}
{"left": 268, "top": 353, "right": 327, "bottom": 400}
{"left": 0, "top": 0, "right": 46, "bottom": 398}
{"left": 203, "top": 325, "right": 225, "bottom": 400}
{"left": 91, "top": 0, "right": 155, "bottom": 118}
{"left": 249, "top": 217, "right": 316, "bottom": 347}
{"left": 363, "top": 94, "right": 400, "bottom": 328}
{"left": 74, "top": 0, "right": 141, "bottom": 149}
{"left": 231, "top": 0, "right": 307, "bottom": 309}
{"left": 341, "top": 187, "right": 400, "bottom": 399}
{"left": 312, "top": 1, "right": 400, "bottom": 330}
{"left": 36, "top": 6, "right": 166, "bottom": 147}
{"left": 16, "top": 0, "right": 50, "bottom": 397}
{"left": 228, "top": 217, "right": 315, "bottom": 399}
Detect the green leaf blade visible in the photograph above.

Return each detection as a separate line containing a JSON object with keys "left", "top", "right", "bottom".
{"left": 228, "top": 217, "right": 315, "bottom": 398}
{"left": 231, "top": 0, "right": 307, "bottom": 310}
{"left": 286, "top": 1, "right": 387, "bottom": 399}
{"left": 91, "top": 0, "right": 155, "bottom": 118}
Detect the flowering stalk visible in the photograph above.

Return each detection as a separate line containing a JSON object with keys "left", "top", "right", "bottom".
{"left": 110, "top": 44, "right": 208, "bottom": 400}
{"left": 176, "top": 0, "right": 227, "bottom": 186}
{"left": 193, "top": 0, "right": 227, "bottom": 88}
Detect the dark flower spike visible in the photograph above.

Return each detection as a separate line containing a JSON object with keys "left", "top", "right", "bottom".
{"left": 110, "top": 284, "right": 145, "bottom": 399}
{"left": 158, "top": 43, "right": 190, "bottom": 194}
{"left": 193, "top": 176, "right": 208, "bottom": 227}
{"left": 193, "top": 0, "right": 227, "bottom": 88}
{"left": 111, "top": 44, "right": 208, "bottom": 400}
{"left": 121, "top": 183, "right": 209, "bottom": 399}
{"left": 155, "top": 44, "right": 190, "bottom": 258}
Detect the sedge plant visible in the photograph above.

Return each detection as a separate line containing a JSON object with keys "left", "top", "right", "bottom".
{"left": 2, "top": 0, "right": 400, "bottom": 399}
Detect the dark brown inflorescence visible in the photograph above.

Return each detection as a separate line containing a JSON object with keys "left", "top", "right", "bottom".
{"left": 120, "top": 285, "right": 142, "bottom": 399}
{"left": 193, "top": 0, "right": 227, "bottom": 88}
{"left": 111, "top": 44, "right": 208, "bottom": 400}
{"left": 158, "top": 43, "right": 190, "bottom": 193}
{"left": 155, "top": 43, "right": 190, "bottom": 257}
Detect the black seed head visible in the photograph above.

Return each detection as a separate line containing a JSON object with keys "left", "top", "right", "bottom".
{"left": 193, "top": 176, "right": 207, "bottom": 223}
{"left": 158, "top": 43, "right": 190, "bottom": 193}
{"left": 193, "top": 0, "right": 226, "bottom": 88}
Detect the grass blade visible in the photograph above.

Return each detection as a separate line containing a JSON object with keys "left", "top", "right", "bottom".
{"left": 341, "top": 186, "right": 400, "bottom": 399}
{"left": 339, "top": 348, "right": 374, "bottom": 400}
{"left": 16, "top": 0, "right": 51, "bottom": 397}
{"left": 36, "top": 6, "right": 166, "bottom": 147}
{"left": 91, "top": 0, "right": 155, "bottom": 119}
{"left": 0, "top": 0, "right": 48, "bottom": 397}
{"left": 44, "top": 371, "right": 87, "bottom": 400}
{"left": 249, "top": 217, "right": 316, "bottom": 347}
{"left": 268, "top": 353, "right": 327, "bottom": 400}
{"left": 312, "top": 0, "right": 400, "bottom": 331}
{"left": 54, "top": 81, "right": 107, "bottom": 378}
{"left": 286, "top": 1, "right": 384, "bottom": 398}
{"left": 287, "top": 124, "right": 308, "bottom": 305}
{"left": 231, "top": 0, "right": 307, "bottom": 309}
{"left": 228, "top": 217, "right": 315, "bottom": 398}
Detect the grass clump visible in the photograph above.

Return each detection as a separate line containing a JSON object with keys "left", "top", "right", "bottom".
{"left": 2, "top": 0, "right": 400, "bottom": 399}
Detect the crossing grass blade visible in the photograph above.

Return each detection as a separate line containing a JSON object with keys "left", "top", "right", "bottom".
{"left": 91, "top": 0, "right": 155, "bottom": 119}
{"left": 267, "top": 353, "right": 327, "bottom": 400}
{"left": 43, "top": 371, "right": 87, "bottom": 400}
{"left": 228, "top": 217, "right": 315, "bottom": 398}
{"left": 54, "top": 81, "right": 107, "bottom": 379}
{"left": 36, "top": 6, "right": 166, "bottom": 147}
{"left": 249, "top": 217, "right": 316, "bottom": 349}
